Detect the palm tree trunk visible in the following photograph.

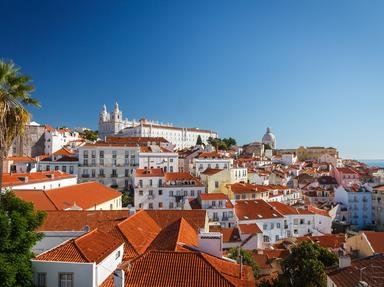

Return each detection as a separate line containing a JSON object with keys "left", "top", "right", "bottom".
{"left": 0, "top": 151, "right": 4, "bottom": 191}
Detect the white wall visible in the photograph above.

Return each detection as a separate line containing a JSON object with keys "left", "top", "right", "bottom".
{"left": 11, "top": 177, "right": 77, "bottom": 190}
{"left": 96, "top": 244, "right": 124, "bottom": 286}
{"left": 32, "top": 260, "right": 95, "bottom": 287}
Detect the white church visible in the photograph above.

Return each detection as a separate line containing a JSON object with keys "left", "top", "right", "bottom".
{"left": 98, "top": 103, "right": 218, "bottom": 150}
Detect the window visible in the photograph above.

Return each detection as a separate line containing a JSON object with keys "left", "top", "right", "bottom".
{"left": 169, "top": 202, "right": 174, "bottom": 209}
{"left": 270, "top": 223, "right": 274, "bottom": 229}
{"left": 91, "top": 150, "right": 96, "bottom": 158}
{"left": 190, "top": 190, "right": 195, "bottom": 197}
{"left": 149, "top": 190, "right": 153, "bottom": 196}
{"left": 59, "top": 273, "right": 73, "bottom": 287}
{"left": 300, "top": 219, "right": 305, "bottom": 225}
{"left": 99, "top": 150, "right": 104, "bottom": 158}
{"left": 263, "top": 224, "right": 268, "bottom": 230}
{"left": 83, "top": 159, "right": 88, "bottom": 166}
{"left": 139, "top": 190, "right": 143, "bottom": 196}
{"left": 99, "top": 158, "right": 104, "bottom": 165}
{"left": 275, "top": 235, "right": 279, "bottom": 241}
{"left": 125, "top": 151, "right": 129, "bottom": 158}
{"left": 149, "top": 179, "right": 153, "bottom": 186}
{"left": 55, "top": 165, "right": 59, "bottom": 171}
{"left": 36, "top": 273, "right": 46, "bottom": 287}
{"left": 263, "top": 236, "right": 270, "bottom": 242}
{"left": 62, "top": 166, "right": 67, "bottom": 172}
{"left": 83, "top": 150, "right": 88, "bottom": 158}
{"left": 215, "top": 181, "right": 219, "bottom": 188}
{"left": 115, "top": 250, "right": 121, "bottom": 259}
{"left": 277, "top": 223, "right": 281, "bottom": 228}
{"left": 293, "top": 219, "right": 299, "bottom": 225}
{"left": 158, "top": 190, "right": 163, "bottom": 195}
{"left": 112, "top": 150, "right": 117, "bottom": 158}
{"left": 139, "top": 180, "right": 143, "bottom": 187}
{"left": 148, "top": 203, "right": 153, "bottom": 209}
{"left": 159, "top": 202, "right": 163, "bottom": 208}
{"left": 218, "top": 200, "right": 223, "bottom": 207}
{"left": 125, "top": 169, "right": 129, "bottom": 177}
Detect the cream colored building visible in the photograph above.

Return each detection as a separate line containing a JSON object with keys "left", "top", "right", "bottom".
{"left": 296, "top": 146, "right": 338, "bottom": 161}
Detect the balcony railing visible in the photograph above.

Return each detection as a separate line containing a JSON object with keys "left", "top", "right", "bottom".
{"left": 81, "top": 174, "right": 90, "bottom": 178}
{"left": 110, "top": 174, "right": 118, "bottom": 178}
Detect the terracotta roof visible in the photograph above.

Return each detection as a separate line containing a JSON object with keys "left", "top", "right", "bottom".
{"left": 263, "top": 249, "right": 290, "bottom": 259}
{"left": 307, "top": 205, "right": 330, "bottom": 217}
{"left": 296, "top": 234, "right": 346, "bottom": 249}
{"left": 38, "top": 210, "right": 129, "bottom": 232}
{"left": 238, "top": 223, "right": 262, "bottom": 234}
{"left": 134, "top": 168, "right": 164, "bottom": 178}
{"left": 209, "top": 227, "right": 242, "bottom": 243}
{"left": 336, "top": 167, "right": 359, "bottom": 175}
{"left": 120, "top": 250, "right": 254, "bottom": 287}
{"left": 52, "top": 147, "right": 74, "bottom": 156}
{"left": 165, "top": 172, "right": 195, "bottom": 181}
{"left": 2, "top": 171, "right": 76, "bottom": 187}
{"left": 268, "top": 201, "right": 299, "bottom": 215}
{"left": 15, "top": 182, "right": 121, "bottom": 211}
{"left": 363, "top": 231, "right": 384, "bottom": 253}
{"left": 201, "top": 168, "right": 224, "bottom": 176}
{"left": 6, "top": 156, "right": 36, "bottom": 163}
{"left": 230, "top": 183, "right": 287, "bottom": 194}
{"left": 327, "top": 253, "right": 384, "bottom": 287}
{"left": 148, "top": 218, "right": 198, "bottom": 251}
{"left": 14, "top": 190, "right": 58, "bottom": 210}
{"left": 35, "top": 229, "right": 123, "bottom": 264}
{"left": 235, "top": 200, "right": 284, "bottom": 220}
{"left": 197, "top": 151, "right": 229, "bottom": 159}
{"left": 251, "top": 253, "right": 271, "bottom": 270}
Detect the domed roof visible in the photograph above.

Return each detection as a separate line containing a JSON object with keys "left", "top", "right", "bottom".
{"left": 262, "top": 127, "right": 276, "bottom": 143}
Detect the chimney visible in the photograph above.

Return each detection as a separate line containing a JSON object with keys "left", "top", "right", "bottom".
{"left": 113, "top": 268, "right": 125, "bottom": 287}
{"left": 338, "top": 254, "right": 351, "bottom": 268}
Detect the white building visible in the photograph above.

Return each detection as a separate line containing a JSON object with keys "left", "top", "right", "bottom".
{"left": 2, "top": 171, "right": 77, "bottom": 191}
{"left": 134, "top": 169, "right": 205, "bottom": 210}
{"left": 37, "top": 147, "right": 79, "bottom": 175}
{"left": 193, "top": 151, "right": 233, "bottom": 176}
{"left": 372, "top": 185, "right": 384, "bottom": 231}
{"left": 3, "top": 156, "right": 37, "bottom": 173}
{"left": 194, "top": 193, "right": 235, "bottom": 228}
{"left": 334, "top": 185, "right": 373, "bottom": 230}
{"left": 234, "top": 199, "right": 332, "bottom": 248}
{"left": 98, "top": 103, "right": 218, "bottom": 149}
{"left": 32, "top": 229, "right": 124, "bottom": 287}
{"left": 44, "top": 126, "right": 82, "bottom": 155}
{"left": 262, "top": 127, "right": 276, "bottom": 149}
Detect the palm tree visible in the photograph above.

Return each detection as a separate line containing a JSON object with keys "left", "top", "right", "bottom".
{"left": 0, "top": 60, "right": 40, "bottom": 189}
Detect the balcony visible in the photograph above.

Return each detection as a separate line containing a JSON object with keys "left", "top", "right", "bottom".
{"left": 284, "top": 225, "right": 288, "bottom": 229}
{"left": 110, "top": 174, "right": 118, "bottom": 178}
{"left": 98, "top": 174, "right": 105, "bottom": 178}
{"left": 81, "top": 174, "right": 90, "bottom": 178}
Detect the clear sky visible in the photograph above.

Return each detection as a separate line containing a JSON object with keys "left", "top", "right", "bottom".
{"left": 1, "top": 0, "right": 383, "bottom": 159}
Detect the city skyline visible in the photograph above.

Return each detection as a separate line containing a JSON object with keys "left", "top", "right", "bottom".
{"left": 1, "top": 1, "right": 383, "bottom": 159}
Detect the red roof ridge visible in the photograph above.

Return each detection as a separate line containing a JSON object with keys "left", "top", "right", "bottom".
{"left": 73, "top": 229, "right": 97, "bottom": 262}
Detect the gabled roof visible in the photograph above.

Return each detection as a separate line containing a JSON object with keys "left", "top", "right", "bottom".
{"left": 201, "top": 168, "right": 224, "bottom": 176}
{"left": 35, "top": 229, "right": 123, "bottom": 264}
{"left": 53, "top": 147, "right": 74, "bottom": 156}
{"left": 209, "top": 227, "right": 242, "bottom": 243}
{"left": 327, "top": 253, "right": 384, "bottom": 287}
{"left": 118, "top": 250, "right": 254, "bottom": 287}
{"left": 235, "top": 200, "right": 284, "bottom": 220}
{"left": 14, "top": 181, "right": 121, "bottom": 211}
{"left": 238, "top": 224, "right": 262, "bottom": 234}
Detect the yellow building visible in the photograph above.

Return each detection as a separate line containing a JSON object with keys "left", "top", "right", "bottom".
{"left": 200, "top": 167, "right": 247, "bottom": 198}
{"left": 296, "top": 146, "right": 338, "bottom": 161}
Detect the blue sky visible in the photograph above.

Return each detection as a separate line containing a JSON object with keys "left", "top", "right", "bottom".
{"left": 1, "top": 0, "right": 383, "bottom": 159}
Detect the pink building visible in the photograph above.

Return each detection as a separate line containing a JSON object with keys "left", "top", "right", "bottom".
{"left": 332, "top": 167, "right": 360, "bottom": 187}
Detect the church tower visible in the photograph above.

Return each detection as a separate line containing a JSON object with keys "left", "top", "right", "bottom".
{"left": 262, "top": 127, "right": 276, "bottom": 149}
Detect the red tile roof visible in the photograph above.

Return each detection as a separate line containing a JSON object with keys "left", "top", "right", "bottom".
{"left": 134, "top": 168, "right": 164, "bottom": 177}
{"left": 209, "top": 227, "right": 242, "bottom": 243}
{"left": 238, "top": 223, "right": 262, "bottom": 234}
{"left": 307, "top": 205, "right": 330, "bottom": 217}
{"left": 327, "top": 253, "right": 384, "bottom": 287}
{"left": 37, "top": 210, "right": 129, "bottom": 232}
{"left": 197, "top": 151, "right": 229, "bottom": 159}
{"left": 14, "top": 190, "right": 58, "bottom": 210}
{"left": 363, "top": 231, "right": 384, "bottom": 253}
{"left": 119, "top": 250, "right": 254, "bottom": 287}
{"left": 235, "top": 200, "right": 284, "bottom": 220}
{"left": 201, "top": 168, "right": 224, "bottom": 176}
{"left": 15, "top": 182, "right": 121, "bottom": 211}
{"left": 268, "top": 201, "right": 299, "bottom": 215}
{"left": 36, "top": 229, "right": 123, "bottom": 264}
{"left": 296, "top": 234, "right": 346, "bottom": 249}
{"left": 336, "top": 167, "right": 359, "bottom": 175}
{"left": 2, "top": 171, "right": 76, "bottom": 187}
{"left": 6, "top": 156, "right": 36, "bottom": 163}
{"left": 52, "top": 147, "right": 74, "bottom": 156}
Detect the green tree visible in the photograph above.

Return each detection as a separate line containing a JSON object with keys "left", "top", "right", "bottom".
{"left": 80, "top": 129, "right": 98, "bottom": 142}
{"left": 0, "top": 60, "right": 39, "bottom": 189}
{"left": 227, "top": 247, "right": 259, "bottom": 277}
{"left": 280, "top": 241, "right": 337, "bottom": 287}
{"left": 222, "top": 137, "right": 237, "bottom": 148}
{"left": 0, "top": 190, "right": 46, "bottom": 286}
{"left": 196, "top": 135, "right": 203, "bottom": 145}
